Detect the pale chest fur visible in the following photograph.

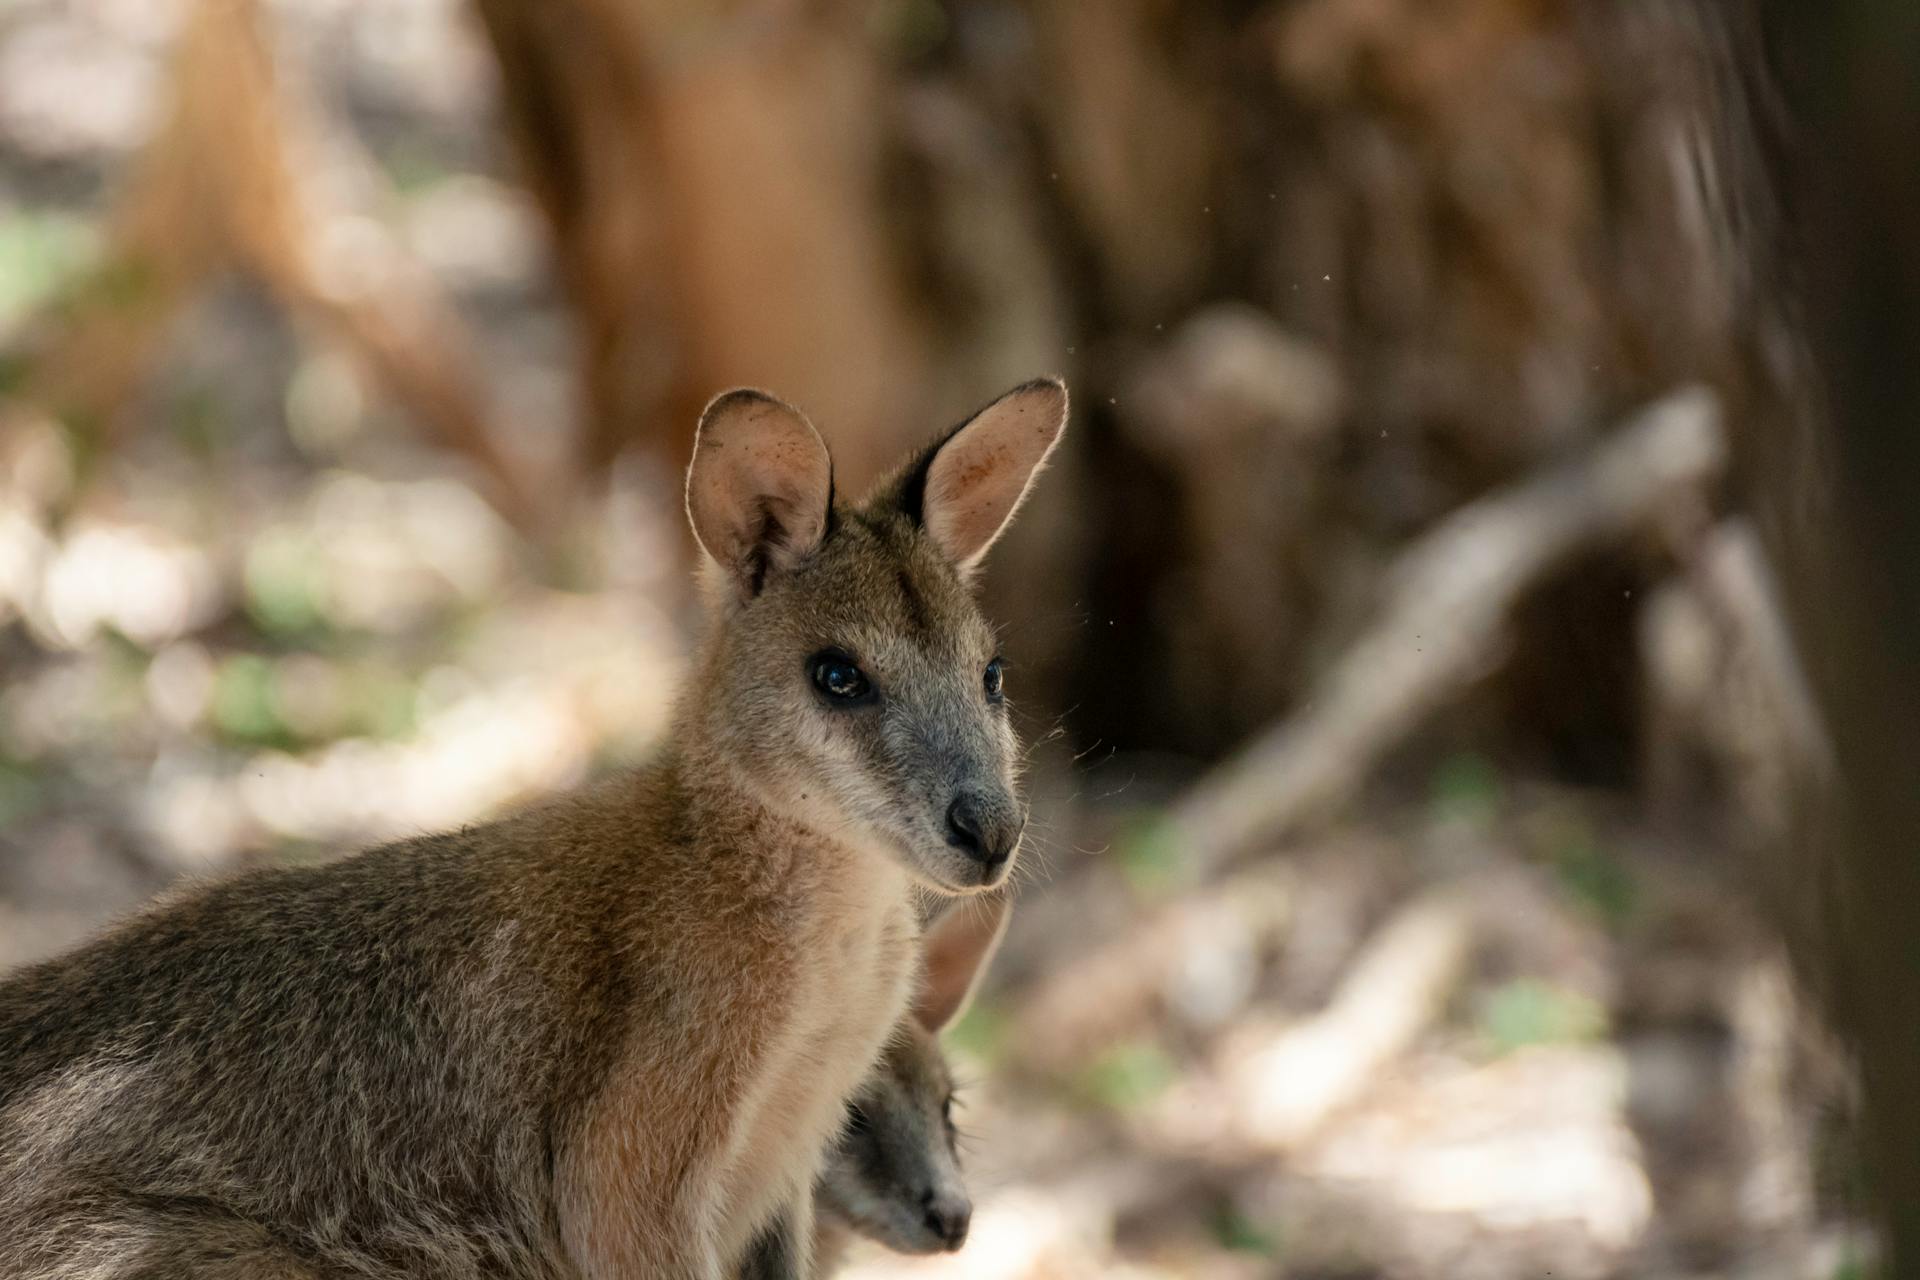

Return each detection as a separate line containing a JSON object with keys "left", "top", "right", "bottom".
{"left": 710, "top": 851, "right": 918, "bottom": 1262}
{"left": 552, "top": 830, "right": 919, "bottom": 1279}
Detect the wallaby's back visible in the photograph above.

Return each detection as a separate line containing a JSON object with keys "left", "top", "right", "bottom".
{"left": 2, "top": 783, "right": 664, "bottom": 1278}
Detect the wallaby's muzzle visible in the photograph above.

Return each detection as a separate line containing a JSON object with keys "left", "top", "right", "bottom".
{"left": 944, "top": 789, "right": 1023, "bottom": 883}
{"left": 920, "top": 1187, "right": 972, "bottom": 1249}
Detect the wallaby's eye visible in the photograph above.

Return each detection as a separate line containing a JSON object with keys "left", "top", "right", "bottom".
{"left": 808, "top": 650, "right": 874, "bottom": 705}
{"left": 983, "top": 658, "right": 1005, "bottom": 703}
{"left": 941, "top": 1094, "right": 956, "bottom": 1128}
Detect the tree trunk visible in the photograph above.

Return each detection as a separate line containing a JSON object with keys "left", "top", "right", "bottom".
{"left": 1738, "top": 0, "right": 1920, "bottom": 1264}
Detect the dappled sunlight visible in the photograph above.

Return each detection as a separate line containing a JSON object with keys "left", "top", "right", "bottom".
{"left": 37, "top": 520, "right": 221, "bottom": 649}
{"left": 0, "top": 0, "right": 1883, "bottom": 1274}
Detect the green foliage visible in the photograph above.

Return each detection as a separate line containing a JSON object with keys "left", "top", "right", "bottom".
{"left": 1830, "top": 1250, "right": 1877, "bottom": 1280}
{"left": 946, "top": 997, "right": 1010, "bottom": 1066}
{"left": 1114, "top": 809, "right": 1183, "bottom": 898}
{"left": 0, "top": 211, "right": 96, "bottom": 333}
{"left": 165, "top": 382, "right": 234, "bottom": 457}
{"left": 380, "top": 139, "right": 454, "bottom": 197}
{"left": 212, "top": 654, "right": 287, "bottom": 746}
{"left": 1428, "top": 750, "right": 1504, "bottom": 828}
{"left": 1551, "top": 826, "right": 1636, "bottom": 927}
{"left": 1521, "top": 805, "right": 1636, "bottom": 927}
{"left": 0, "top": 761, "right": 43, "bottom": 827}
{"left": 1074, "top": 1040, "right": 1178, "bottom": 1112}
{"left": 244, "top": 531, "right": 329, "bottom": 638}
{"left": 355, "top": 665, "right": 419, "bottom": 742}
{"left": 210, "top": 646, "right": 424, "bottom": 749}
{"left": 1210, "top": 1202, "right": 1284, "bottom": 1256}
{"left": 1476, "top": 977, "right": 1607, "bottom": 1054}
{"left": 64, "top": 255, "right": 155, "bottom": 317}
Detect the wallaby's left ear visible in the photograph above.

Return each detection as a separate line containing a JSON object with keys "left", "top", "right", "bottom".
{"left": 686, "top": 389, "right": 833, "bottom": 599}
{"left": 918, "top": 378, "right": 1068, "bottom": 573}
{"left": 912, "top": 890, "right": 1012, "bottom": 1033}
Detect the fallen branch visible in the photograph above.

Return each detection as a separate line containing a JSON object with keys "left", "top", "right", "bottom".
{"left": 868, "top": 885, "right": 1467, "bottom": 1276}
{"left": 1010, "top": 859, "right": 1298, "bottom": 1076}
{"left": 1147, "top": 887, "right": 1475, "bottom": 1156}
{"left": 1691, "top": 519, "right": 1832, "bottom": 777}
{"left": 1003, "top": 392, "right": 1725, "bottom": 1079}
{"left": 1164, "top": 388, "right": 1727, "bottom": 881}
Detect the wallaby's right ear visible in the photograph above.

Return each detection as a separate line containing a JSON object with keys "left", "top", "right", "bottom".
{"left": 913, "top": 890, "right": 1012, "bottom": 1033}
{"left": 907, "top": 378, "right": 1068, "bottom": 575}
{"left": 686, "top": 389, "right": 833, "bottom": 599}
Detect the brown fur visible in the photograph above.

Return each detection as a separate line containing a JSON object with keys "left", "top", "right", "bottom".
{"left": 740, "top": 891, "right": 1010, "bottom": 1279}
{"left": 811, "top": 892, "right": 1010, "bottom": 1272}
{"left": 0, "top": 380, "right": 1068, "bottom": 1280}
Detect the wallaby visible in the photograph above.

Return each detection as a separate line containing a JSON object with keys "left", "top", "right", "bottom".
{"left": 741, "top": 892, "right": 1010, "bottom": 1279}
{"left": 0, "top": 378, "right": 1069, "bottom": 1280}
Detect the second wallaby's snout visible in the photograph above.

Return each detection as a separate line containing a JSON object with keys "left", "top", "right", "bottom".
{"left": 687, "top": 378, "right": 1067, "bottom": 894}
{"left": 834, "top": 1024, "right": 973, "bottom": 1253}
{"left": 811, "top": 891, "right": 1015, "bottom": 1268}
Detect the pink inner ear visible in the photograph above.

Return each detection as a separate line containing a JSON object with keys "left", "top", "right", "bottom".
{"left": 686, "top": 391, "right": 831, "bottom": 595}
{"left": 913, "top": 892, "right": 1011, "bottom": 1032}
{"left": 924, "top": 384, "right": 1067, "bottom": 570}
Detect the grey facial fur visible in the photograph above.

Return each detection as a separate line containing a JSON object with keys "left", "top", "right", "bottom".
{"left": 700, "top": 506, "right": 1028, "bottom": 895}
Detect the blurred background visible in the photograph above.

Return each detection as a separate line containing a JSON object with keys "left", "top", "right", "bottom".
{"left": 0, "top": 1, "right": 1887, "bottom": 1277}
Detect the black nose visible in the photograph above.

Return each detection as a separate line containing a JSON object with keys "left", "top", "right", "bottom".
{"left": 945, "top": 793, "right": 1016, "bottom": 871}
{"left": 921, "top": 1189, "right": 971, "bottom": 1250}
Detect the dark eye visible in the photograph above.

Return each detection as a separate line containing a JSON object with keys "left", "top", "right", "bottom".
{"left": 941, "top": 1094, "right": 956, "bottom": 1128}
{"left": 808, "top": 650, "right": 873, "bottom": 704}
{"left": 983, "top": 658, "right": 1005, "bottom": 703}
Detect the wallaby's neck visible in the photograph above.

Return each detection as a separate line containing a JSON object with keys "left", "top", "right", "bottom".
{"left": 655, "top": 634, "right": 893, "bottom": 874}
{"left": 669, "top": 629, "right": 738, "bottom": 760}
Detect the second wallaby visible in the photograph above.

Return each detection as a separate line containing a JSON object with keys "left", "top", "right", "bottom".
{"left": 0, "top": 379, "right": 1068, "bottom": 1280}
{"left": 740, "top": 891, "right": 1010, "bottom": 1279}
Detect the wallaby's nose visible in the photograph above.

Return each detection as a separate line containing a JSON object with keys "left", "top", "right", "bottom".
{"left": 921, "top": 1189, "right": 971, "bottom": 1250}
{"left": 945, "top": 792, "right": 1018, "bottom": 874}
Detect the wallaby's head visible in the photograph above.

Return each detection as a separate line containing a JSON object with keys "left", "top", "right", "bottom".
{"left": 818, "top": 892, "right": 1011, "bottom": 1253}
{"left": 685, "top": 379, "right": 1067, "bottom": 893}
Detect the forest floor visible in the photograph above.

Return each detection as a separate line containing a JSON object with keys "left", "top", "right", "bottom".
{"left": 0, "top": 2, "right": 1868, "bottom": 1277}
